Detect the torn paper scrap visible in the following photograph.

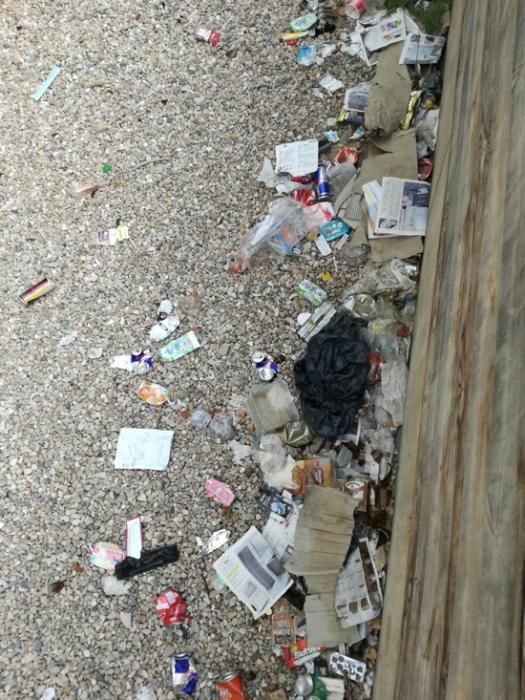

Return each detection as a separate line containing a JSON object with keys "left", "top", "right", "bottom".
{"left": 275, "top": 140, "right": 318, "bottom": 177}
{"left": 114, "top": 428, "right": 174, "bottom": 471}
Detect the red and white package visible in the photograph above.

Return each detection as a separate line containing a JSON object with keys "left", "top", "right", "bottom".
{"left": 204, "top": 478, "right": 235, "bottom": 507}
{"left": 125, "top": 515, "right": 144, "bottom": 559}
{"left": 155, "top": 589, "right": 188, "bottom": 626}
{"left": 194, "top": 27, "right": 221, "bottom": 46}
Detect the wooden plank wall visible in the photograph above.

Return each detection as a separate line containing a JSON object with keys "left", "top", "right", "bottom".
{"left": 373, "top": 0, "right": 525, "bottom": 697}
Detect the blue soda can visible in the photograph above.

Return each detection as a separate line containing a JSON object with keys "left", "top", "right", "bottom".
{"left": 316, "top": 165, "right": 330, "bottom": 201}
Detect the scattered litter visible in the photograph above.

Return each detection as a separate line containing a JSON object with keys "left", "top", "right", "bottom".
{"left": 362, "top": 9, "right": 406, "bottom": 54}
{"left": 18, "top": 3, "right": 449, "bottom": 692}
{"left": 75, "top": 183, "right": 109, "bottom": 197}
{"left": 376, "top": 178, "right": 430, "bottom": 237}
{"left": 149, "top": 315, "right": 180, "bottom": 342}
{"left": 251, "top": 351, "right": 278, "bottom": 382}
{"left": 157, "top": 299, "right": 173, "bottom": 319}
{"left": 102, "top": 574, "right": 132, "bottom": 596}
{"left": 297, "top": 312, "right": 312, "bottom": 327}
{"left": 346, "top": 0, "right": 366, "bottom": 20}
{"left": 156, "top": 589, "right": 187, "bottom": 626}
{"left": 160, "top": 331, "right": 200, "bottom": 361}
{"left": 297, "top": 279, "right": 327, "bottom": 306}
{"left": 40, "top": 689, "right": 55, "bottom": 700}
{"left": 294, "top": 311, "right": 369, "bottom": 437}
{"left": 114, "top": 428, "right": 174, "bottom": 471}
{"left": 89, "top": 542, "right": 125, "bottom": 573}
{"left": 228, "top": 440, "right": 253, "bottom": 465}
{"left": 137, "top": 380, "right": 170, "bottom": 406}
{"left": 319, "top": 74, "right": 345, "bottom": 94}
{"left": 329, "top": 652, "right": 367, "bottom": 682}
{"left": 275, "top": 139, "right": 318, "bottom": 177}
{"left": 125, "top": 515, "right": 144, "bottom": 559}
{"left": 296, "top": 45, "right": 317, "bottom": 66}
{"left": 315, "top": 235, "right": 331, "bottom": 256}
{"left": 115, "top": 543, "right": 179, "bottom": 579}
{"left": 204, "top": 478, "right": 235, "bottom": 507}
{"left": 253, "top": 434, "right": 296, "bottom": 490}
{"left": 290, "top": 13, "right": 318, "bottom": 32}
{"left": 111, "top": 350, "right": 153, "bottom": 374}
{"left": 20, "top": 278, "right": 53, "bottom": 305}
{"left": 323, "top": 130, "right": 339, "bottom": 142}
{"left": 196, "top": 529, "right": 230, "bottom": 554}
{"left": 172, "top": 654, "right": 198, "bottom": 695}
{"left": 400, "top": 32, "right": 446, "bottom": 65}
{"left": 96, "top": 223, "right": 129, "bottom": 246}
{"left": 319, "top": 218, "right": 350, "bottom": 242}
{"left": 247, "top": 378, "right": 299, "bottom": 434}
{"left": 31, "top": 65, "right": 61, "bottom": 101}
{"left": 195, "top": 27, "right": 221, "bottom": 46}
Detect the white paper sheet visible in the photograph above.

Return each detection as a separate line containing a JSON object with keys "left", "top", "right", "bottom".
{"left": 213, "top": 526, "right": 292, "bottom": 619}
{"left": 275, "top": 139, "right": 318, "bottom": 177}
{"left": 114, "top": 428, "right": 174, "bottom": 471}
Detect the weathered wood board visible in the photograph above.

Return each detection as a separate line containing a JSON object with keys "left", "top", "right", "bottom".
{"left": 373, "top": 0, "right": 525, "bottom": 697}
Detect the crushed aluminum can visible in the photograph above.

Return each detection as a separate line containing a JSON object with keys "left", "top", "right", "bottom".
{"left": 172, "top": 654, "right": 198, "bottom": 695}
{"left": 216, "top": 671, "right": 247, "bottom": 700}
{"left": 156, "top": 589, "right": 187, "bottom": 626}
{"left": 251, "top": 351, "right": 277, "bottom": 382}
{"left": 195, "top": 27, "right": 221, "bottom": 46}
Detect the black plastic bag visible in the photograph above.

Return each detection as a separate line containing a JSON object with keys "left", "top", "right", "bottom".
{"left": 115, "top": 543, "right": 179, "bottom": 579}
{"left": 294, "top": 311, "right": 370, "bottom": 438}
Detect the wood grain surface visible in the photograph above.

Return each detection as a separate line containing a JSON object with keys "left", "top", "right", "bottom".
{"left": 373, "top": 0, "right": 525, "bottom": 697}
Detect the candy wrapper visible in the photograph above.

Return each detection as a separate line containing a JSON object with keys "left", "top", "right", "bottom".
{"left": 89, "top": 542, "right": 125, "bottom": 573}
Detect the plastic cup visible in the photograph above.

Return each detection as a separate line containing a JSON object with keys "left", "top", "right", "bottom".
{"left": 346, "top": 0, "right": 366, "bottom": 19}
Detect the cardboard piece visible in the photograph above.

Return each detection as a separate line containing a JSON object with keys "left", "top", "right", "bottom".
{"left": 285, "top": 487, "right": 358, "bottom": 646}
{"left": 335, "top": 129, "right": 423, "bottom": 261}
{"left": 365, "top": 44, "right": 412, "bottom": 136}
{"left": 304, "top": 593, "right": 363, "bottom": 646}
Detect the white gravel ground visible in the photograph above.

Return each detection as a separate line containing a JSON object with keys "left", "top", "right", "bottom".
{"left": 0, "top": 1, "right": 373, "bottom": 698}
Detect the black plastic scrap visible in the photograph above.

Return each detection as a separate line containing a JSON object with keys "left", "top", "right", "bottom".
{"left": 294, "top": 311, "right": 370, "bottom": 438}
{"left": 115, "top": 544, "right": 180, "bottom": 579}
